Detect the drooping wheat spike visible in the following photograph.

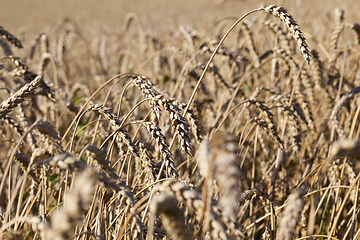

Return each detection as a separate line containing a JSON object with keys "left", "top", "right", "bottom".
{"left": 149, "top": 193, "right": 188, "bottom": 240}
{"left": 352, "top": 23, "right": 360, "bottom": 44}
{"left": 248, "top": 100, "right": 284, "bottom": 149}
{"left": 174, "top": 99, "right": 203, "bottom": 144}
{"left": 56, "top": 20, "right": 76, "bottom": 64}
{"left": 248, "top": 99, "right": 275, "bottom": 122}
{"left": 276, "top": 188, "right": 305, "bottom": 240}
{"left": 99, "top": 34, "right": 108, "bottom": 70}
{"left": 137, "top": 139, "right": 162, "bottom": 182}
{"left": 141, "top": 121, "right": 179, "bottom": 178}
{"left": 85, "top": 143, "right": 119, "bottom": 179}
{"left": 7, "top": 56, "right": 56, "bottom": 102}
{"left": 35, "top": 120, "right": 62, "bottom": 144}
{"left": 84, "top": 145, "right": 141, "bottom": 214}
{"left": 299, "top": 203, "right": 309, "bottom": 238}
{"left": 196, "top": 134, "right": 242, "bottom": 229}
{"left": 132, "top": 75, "right": 162, "bottom": 119}
{"left": 0, "top": 75, "right": 43, "bottom": 119}
{"left": 29, "top": 33, "right": 42, "bottom": 59}
{"left": 159, "top": 98, "right": 193, "bottom": 157}
{"left": 269, "top": 94, "right": 309, "bottom": 128}
{"left": 196, "top": 139, "right": 212, "bottom": 180}
{"left": 331, "top": 117, "right": 347, "bottom": 140}
{"left": 40, "top": 33, "right": 49, "bottom": 54}
{"left": 262, "top": 226, "right": 274, "bottom": 240}
{"left": 330, "top": 24, "right": 344, "bottom": 53}
{"left": 29, "top": 33, "right": 49, "bottom": 59}
{"left": 252, "top": 117, "right": 284, "bottom": 149}
{"left": 0, "top": 26, "right": 23, "bottom": 48}
{"left": 263, "top": 5, "right": 311, "bottom": 64}
{"left": 90, "top": 104, "right": 139, "bottom": 157}
{"left": 257, "top": 131, "right": 270, "bottom": 156}
{"left": 179, "top": 25, "right": 198, "bottom": 51}
{"left": 8, "top": 55, "right": 38, "bottom": 81}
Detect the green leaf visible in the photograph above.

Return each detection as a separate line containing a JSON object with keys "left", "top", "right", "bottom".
{"left": 49, "top": 174, "right": 59, "bottom": 186}
{"left": 25, "top": 229, "right": 32, "bottom": 240}
{"left": 163, "top": 75, "right": 170, "bottom": 83}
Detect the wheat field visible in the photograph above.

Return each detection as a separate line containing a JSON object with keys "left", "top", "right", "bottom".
{"left": 0, "top": 1, "right": 360, "bottom": 239}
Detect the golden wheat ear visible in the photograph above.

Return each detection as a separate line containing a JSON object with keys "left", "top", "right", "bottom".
{"left": 263, "top": 5, "right": 311, "bottom": 64}
{"left": 0, "top": 75, "right": 43, "bottom": 119}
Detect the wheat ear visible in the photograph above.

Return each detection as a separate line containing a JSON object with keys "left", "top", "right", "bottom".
{"left": 0, "top": 75, "right": 43, "bottom": 119}
{"left": 263, "top": 5, "right": 311, "bottom": 64}
{"left": 276, "top": 189, "right": 305, "bottom": 240}
{"left": 140, "top": 121, "right": 179, "bottom": 178}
